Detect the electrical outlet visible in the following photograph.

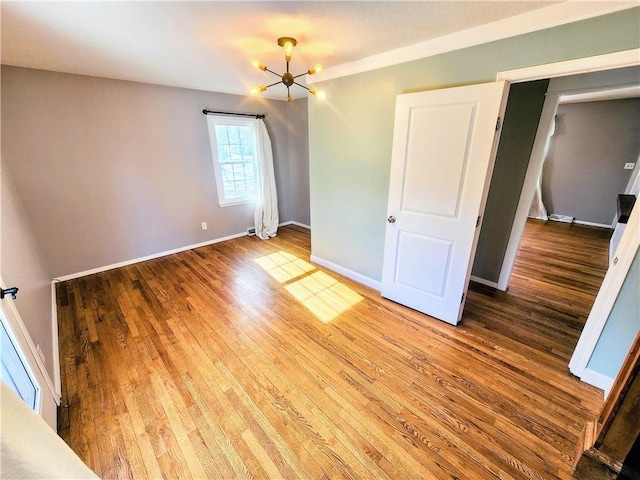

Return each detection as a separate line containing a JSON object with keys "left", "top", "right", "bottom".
{"left": 624, "top": 163, "right": 636, "bottom": 170}
{"left": 201, "top": 222, "right": 208, "bottom": 230}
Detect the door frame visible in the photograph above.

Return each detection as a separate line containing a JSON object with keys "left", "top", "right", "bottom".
{"left": 0, "top": 276, "right": 59, "bottom": 428}
{"left": 493, "top": 48, "right": 640, "bottom": 381}
{"left": 495, "top": 49, "right": 640, "bottom": 291}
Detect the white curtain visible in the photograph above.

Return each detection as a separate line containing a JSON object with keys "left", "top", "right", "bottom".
{"left": 254, "top": 119, "right": 279, "bottom": 239}
{"left": 529, "top": 114, "right": 557, "bottom": 220}
{"left": 528, "top": 171, "right": 549, "bottom": 220}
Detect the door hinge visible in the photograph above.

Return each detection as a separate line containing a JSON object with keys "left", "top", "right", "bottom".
{"left": 461, "top": 293, "right": 465, "bottom": 304}
{"left": 496, "top": 117, "right": 502, "bottom": 131}
{"left": 476, "top": 216, "right": 481, "bottom": 228}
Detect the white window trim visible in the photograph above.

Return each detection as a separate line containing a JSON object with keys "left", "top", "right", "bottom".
{"left": 206, "top": 115, "right": 258, "bottom": 207}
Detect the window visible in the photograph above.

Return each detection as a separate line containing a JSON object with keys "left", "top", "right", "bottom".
{"left": 1, "top": 313, "right": 39, "bottom": 411}
{"left": 206, "top": 116, "right": 258, "bottom": 206}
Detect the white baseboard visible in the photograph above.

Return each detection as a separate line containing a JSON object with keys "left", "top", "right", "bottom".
{"left": 55, "top": 221, "right": 312, "bottom": 283}
{"left": 53, "top": 231, "right": 249, "bottom": 282}
{"left": 279, "top": 221, "right": 311, "bottom": 229}
{"left": 580, "top": 368, "right": 614, "bottom": 399}
{"left": 291, "top": 221, "right": 311, "bottom": 229}
{"left": 469, "top": 275, "right": 499, "bottom": 289}
{"left": 310, "top": 255, "right": 382, "bottom": 291}
{"left": 574, "top": 219, "right": 614, "bottom": 229}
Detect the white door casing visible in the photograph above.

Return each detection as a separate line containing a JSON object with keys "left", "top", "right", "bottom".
{"left": 382, "top": 82, "right": 509, "bottom": 325}
{"left": 0, "top": 299, "right": 58, "bottom": 429}
{"left": 494, "top": 49, "right": 640, "bottom": 385}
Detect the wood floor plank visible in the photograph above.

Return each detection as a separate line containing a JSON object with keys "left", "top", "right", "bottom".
{"left": 57, "top": 220, "right": 607, "bottom": 479}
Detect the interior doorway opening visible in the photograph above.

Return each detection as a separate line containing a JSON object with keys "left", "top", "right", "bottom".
{"left": 469, "top": 54, "right": 640, "bottom": 394}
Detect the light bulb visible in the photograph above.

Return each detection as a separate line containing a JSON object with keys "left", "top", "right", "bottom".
{"left": 251, "top": 59, "right": 267, "bottom": 71}
{"left": 308, "top": 64, "right": 323, "bottom": 75}
{"left": 284, "top": 41, "right": 294, "bottom": 61}
{"left": 308, "top": 88, "right": 326, "bottom": 100}
{"left": 250, "top": 85, "right": 267, "bottom": 96}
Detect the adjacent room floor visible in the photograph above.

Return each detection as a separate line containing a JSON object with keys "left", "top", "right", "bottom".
{"left": 56, "top": 219, "right": 610, "bottom": 479}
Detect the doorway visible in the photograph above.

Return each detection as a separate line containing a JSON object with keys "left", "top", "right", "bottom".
{"left": 472, "top": 52, "right": 640, "bottom": 392}
{"left": 496, "top": 68, "right": 640, "bottom": 291}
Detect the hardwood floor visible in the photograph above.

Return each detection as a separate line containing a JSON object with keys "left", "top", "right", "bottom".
{"left": 467, "top": 219, "right": 612, "bottom": 365}
{"left": 57, "top": 220, "right": 610, "bottom": 479}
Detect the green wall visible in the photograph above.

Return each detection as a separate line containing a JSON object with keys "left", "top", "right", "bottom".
{"left": 587, "top": 249, "right": 640, "bottom": 379}
{"left": 309, "top": 8, "right": 640, "bottom": 282}
{"left": 471, "top": 79, "right": 549, "bottom": 282}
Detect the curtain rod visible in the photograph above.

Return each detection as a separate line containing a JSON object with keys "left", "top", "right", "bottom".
{"left": 202, "top": 109, "right": 265, "bottom": 119}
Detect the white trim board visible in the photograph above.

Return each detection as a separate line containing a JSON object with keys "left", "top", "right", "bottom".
{"left": 54, "top": 222, "right": 311, "bottom": 282}
{"left": 496, "top": 49, "right": 640, "bottom": 84}
{"left": 279, "top": 220, "right": 311, "bottom": 229}
{"left": 569, "top": 199, "right": 639, "bottom": 377}
{"left": 469, "top": 276, "right": 499, "bottom": 289}
{"left": 53, "top": 231, "right": 250, "bottom": 282}
{"left": 310, "top": 255, "right": 382, "bottom": 292}
{"left": 573, "top": 220, "right": 614, "bottom": 229}
{"left": 580, "top": 368, "right": 614, "bottom": 399}
{"left": 312, "top": 3, "right": 637, "bottom": 83}
{"left": 50, "top": 282, "right": 61, "bottom": 398}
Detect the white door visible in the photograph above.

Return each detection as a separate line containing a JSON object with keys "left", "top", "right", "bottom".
{"left": 382, "top": 82, "right": 508, "bottom": 325}
{"left": 0, "top": 298, "right": 59, "bottom": 429}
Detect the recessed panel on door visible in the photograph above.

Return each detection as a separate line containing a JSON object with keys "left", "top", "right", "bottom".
{"left": 402, "top": 104, "right": 477, "bottom": 218}
{"left": 395, "top": 231, "right": 453, "bottom": 298}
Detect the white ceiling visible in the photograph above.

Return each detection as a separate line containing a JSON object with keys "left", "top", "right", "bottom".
{"left": 0, "top": 1, "right": 629, "bottom": 100}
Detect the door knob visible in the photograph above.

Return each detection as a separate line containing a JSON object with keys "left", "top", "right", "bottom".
{"left": 387, "top": 216, "right": 396, "bottom": 223}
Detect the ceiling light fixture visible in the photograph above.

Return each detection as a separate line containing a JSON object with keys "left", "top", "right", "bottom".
{"left": 250, "top": 37, "right": 326, "bottom": 102}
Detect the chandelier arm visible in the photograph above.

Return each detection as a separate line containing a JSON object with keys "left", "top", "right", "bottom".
{"left": 293, "top": 72, "right": 310, "bottom": 79}
{"left": 292, "top": 81, "right": 311, "bottom": 91}
{"left": 265, "top": 80, "right": 283, "bottom": 89}
{"left": 264, "top": 68, "right": 282, "bottom": 78}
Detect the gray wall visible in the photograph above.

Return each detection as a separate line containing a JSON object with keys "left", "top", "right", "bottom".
{"left": 542, "top": 98, "right": 640, "bottom": 225}
{"left": 288, "top": 97, "right": 311, "bottom": 226}
{"left": 472, "top": 79, "right": 549, "bottom": 282}
{"left": 1, "top": 66, "right": 310, "bottom": 278}
{"left": 587, "top": 249, "right": 639, "bottom": 379}
{"left": 1, "top": 164, "right": 55, "bottom": 380}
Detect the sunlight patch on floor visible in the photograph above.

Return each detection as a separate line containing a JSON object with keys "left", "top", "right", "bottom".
{"left": 255, "top": 251, "right": 363, "bottom": 323}
{"left": 254, "top": 251, "right": 315, "bottom": 283}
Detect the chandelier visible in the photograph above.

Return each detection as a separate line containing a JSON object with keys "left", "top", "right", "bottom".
{"left": 250, "top": 37, "right": 326, "bottom": 102}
